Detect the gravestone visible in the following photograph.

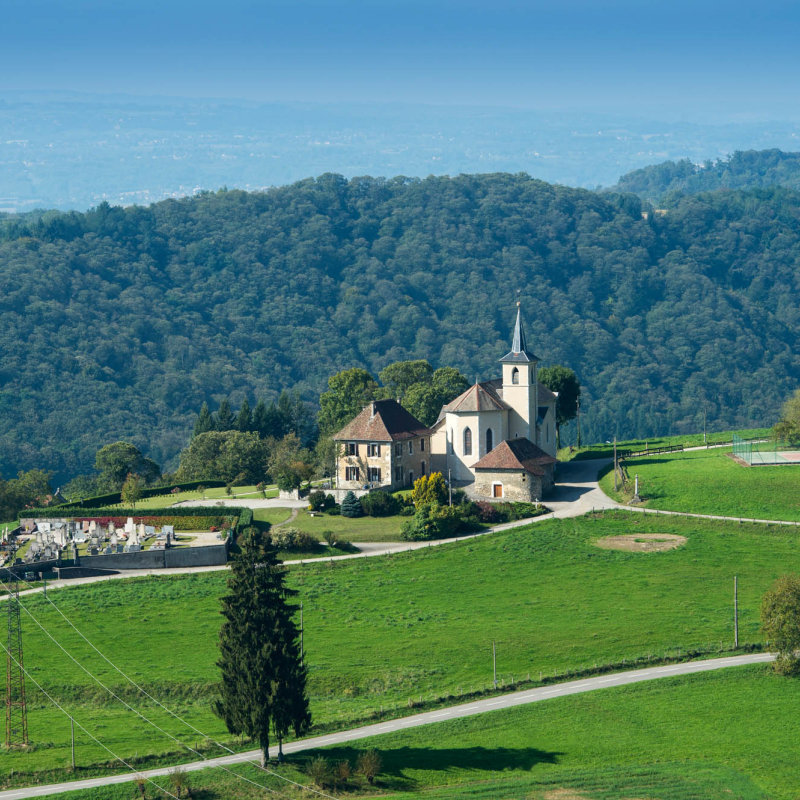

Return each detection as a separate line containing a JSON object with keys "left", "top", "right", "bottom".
{"left": 125, "top": 517, "right": 135, "bottom": 534}
{"left": 90, "top": 547, "right": 99, "bottom": 556}
{"left": 145, "top": 526, "right": 156, "bottom": 538}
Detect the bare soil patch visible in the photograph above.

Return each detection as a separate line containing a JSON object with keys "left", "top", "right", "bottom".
{"left": 593, "top": 533, "right": 687, "bottom": 552}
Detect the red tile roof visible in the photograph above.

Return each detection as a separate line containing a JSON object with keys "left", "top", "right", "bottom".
{"left": 440, "top": 382, "right": 510, "bottom": 415}
{"left": 333, "top": 400, "right": 430, "bottom": 442}
{"left": 473, "top": 438, "right": 557, "bottom": 476}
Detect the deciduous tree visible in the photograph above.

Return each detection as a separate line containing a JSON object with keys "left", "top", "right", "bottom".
{"left": 538, "top": 365, "right": 581, "bottom": 449}
{"left": 761, "top": 574, "right": 800, "bottom": 674}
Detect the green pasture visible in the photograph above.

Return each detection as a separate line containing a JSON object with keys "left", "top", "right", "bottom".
{"left": 28, "top": 666, "right": 792, "bottom": 799}
{"left": 561, "top": 426, "right": 771, "bottom": 462}
{"left": 290, "top": 508, "right": 408, "bottom": 541}
{"left": 600, "top": 446, "right": 800, "bottom": 520}
{"left": 117, "top": 484, "right": 280, "bottom": 510}
{"left": 5, "top": 511, "right": 800, "bottom": 783}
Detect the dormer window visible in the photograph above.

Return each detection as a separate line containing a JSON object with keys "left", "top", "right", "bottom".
{"left": 512, "top": 367, "right": 520, "bottom": 385}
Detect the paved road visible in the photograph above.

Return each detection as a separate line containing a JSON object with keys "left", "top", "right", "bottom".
{"left": 0, "top": 652, "right": 774, "bottom": 799}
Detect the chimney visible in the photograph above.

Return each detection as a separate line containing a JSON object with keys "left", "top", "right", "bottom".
{"left": 370, "top": 401, "right": 376, "bottom": 418}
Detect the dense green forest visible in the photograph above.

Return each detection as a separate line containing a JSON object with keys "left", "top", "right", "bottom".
{"left": 2, "top": 172, "right": 800, "bottom": 482}
{"left": 613, "top": 149, "right": 800, "bottom": 203}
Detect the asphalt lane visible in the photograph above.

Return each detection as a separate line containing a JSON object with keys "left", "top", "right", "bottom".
{"left": 0, "top": 652, "right": 774, "bottom": 799}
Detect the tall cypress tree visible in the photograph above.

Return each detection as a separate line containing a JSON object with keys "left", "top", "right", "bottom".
{"left": 252, "top": 399, "right": 269, "bottom": 438}
{"left": 215, "top": 399, "right": 235, "bottom": 431}
{"left": 214, "top": 529, "right": 310, "bottom": 766}
{"left": 193, "top": 402, "right": 215, "bottom": 438}
{"left": 235, "top": 399, "right": 252, "bottom": 432}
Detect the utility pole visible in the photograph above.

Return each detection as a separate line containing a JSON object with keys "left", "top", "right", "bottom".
{"left": 448, "top": 469, "right": 452, "bottom": 507}
{"left": 71, "top": 717, "right": 75, "bottom": 770}
{"left": 5, "top": 577, "right": 28, "bottom": 748}
{"left": 734, "top": 576, "right": 739, "bottom": 649}
{"left": 704, "top": 405, "right": 707, "bottom": 445}
{"left": 613, "top": 436, "right": 618, "bottom": 492}
{"left": 300, "top": 602, "right": 304, "bottom": 668}
{"left": 493, "top": 642, "right": 497, "bottom": 688}
{"left": 576, "top": 396, "right": 581, "bottom": 448}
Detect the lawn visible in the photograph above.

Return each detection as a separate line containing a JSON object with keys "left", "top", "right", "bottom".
{"left": 6, "top": 511, "right": 800, "bottom": 783}
{"left": 27, "top": 666, "right": 793, "bottom": 799}
{"left": 562, "top": 426, "right": 771, "bottom": 462}
{"left": 290, "top": 508, "right": 408, "bottom": 541}
{"left": 600, "top": 446, "right": 800, "bottom": 520}
{"left": 115, "top": 484, "right": 280, "bottom": 510}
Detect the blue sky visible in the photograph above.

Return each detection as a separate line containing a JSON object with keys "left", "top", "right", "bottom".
{"left": 3, "top": 0, "right": 800, "bottom": 118}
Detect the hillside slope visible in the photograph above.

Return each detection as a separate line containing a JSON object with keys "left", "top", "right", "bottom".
{"left": 2, "top": 173, "right": 800, "bottom": 481}
{"left": 613, "top": 148, "right": 800, "bottom": 202}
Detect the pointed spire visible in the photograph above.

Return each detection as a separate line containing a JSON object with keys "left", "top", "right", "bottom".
{"left": 500, "top": 299, "right": 538, "bottom": 364}
{"left": 511, "top": 301, "right": 526, "bottom": 354}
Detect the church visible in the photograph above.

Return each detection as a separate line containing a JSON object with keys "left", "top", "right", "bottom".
{"left": 333, "top": 304, "right": 558, "bottom": 502}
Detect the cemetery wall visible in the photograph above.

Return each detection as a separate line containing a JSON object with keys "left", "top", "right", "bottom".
{"left": 80, "top": 550, "right": 166, "bottom": 571}
{"left": 79, "top": 543, "right": 229, "bottom": 571}
{"left": 165, "top": 544, "right": 228, "bottom": 568}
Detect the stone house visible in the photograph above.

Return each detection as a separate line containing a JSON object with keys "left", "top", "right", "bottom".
{"left": 333, "top": 400, "right": 431, "bottom": 498}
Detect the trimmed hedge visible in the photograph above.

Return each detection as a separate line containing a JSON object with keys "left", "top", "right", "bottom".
{"left": 59, "top": 480, "right": 227, "bottom": 509}
{"left": 20, "top": 505, "right": 251, "bottom": 534}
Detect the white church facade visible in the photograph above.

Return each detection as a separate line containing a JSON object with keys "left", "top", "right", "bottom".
{"left": 333, "top": 304, "right": 558, "bottom": 502}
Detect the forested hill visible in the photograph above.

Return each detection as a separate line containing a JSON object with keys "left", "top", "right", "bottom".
{"left": 613, "top": 149, "right": 800, "bottom": 203}
{"left": 2, "top": 173, "right": 800, "bottom": 482}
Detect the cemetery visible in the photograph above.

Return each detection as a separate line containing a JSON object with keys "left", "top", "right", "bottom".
{"left": 0, "top": 511, "right": 238, "bottom": 579}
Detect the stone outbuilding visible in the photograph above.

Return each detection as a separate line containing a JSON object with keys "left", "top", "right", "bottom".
{"left": 472, "top": 438, "right": 557, "bottom": 501}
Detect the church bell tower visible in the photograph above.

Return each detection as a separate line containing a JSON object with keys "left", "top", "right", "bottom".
{"left": 500, "top": 301, "right": 539, "bottom": 442}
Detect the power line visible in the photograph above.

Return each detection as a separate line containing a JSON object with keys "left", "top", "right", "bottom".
{"left": 40, "top": 587, "right": 337, "bottom": 799}
{"left": 4, "top": 579, "right": 339, "bottom": 800}
{"left": 0, "top": 637, "right": 179, "bottom": 800}
{"left": 0, "top": 579, "right": 290, "bottom": 798}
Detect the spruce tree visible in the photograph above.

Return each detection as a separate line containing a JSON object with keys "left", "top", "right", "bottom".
{"left": 341, "top": 490, "right": 363, "bottom": 518}
{"left": 252, "top": 399, "right": 269, "bottom": 438}
{"left": 235, "top": 399, "right": 252, "bottom": 432}
{"left": 193, "top": 402, "right": 215, "bottom": 438}
{"left": 215, "top": 399, "right": 235, "bottom": 431}
{"left": 214, "top": 528, "right": 310, "bottom": 766}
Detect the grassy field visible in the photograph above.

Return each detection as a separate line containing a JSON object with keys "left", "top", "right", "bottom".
{"left": 600, "top": 446, "right": 800, "bottom": 520}
{"left": 5, "top": 511, "right": 800, "bottom": 783}
{"left": 561, "top": 427, "right": 771, "bottom": 462}
{"left": 290, "top": 508, "right": 408, "bottom": 541}
{"left": 28, "top": 666, "right": 795, "bottom": 799}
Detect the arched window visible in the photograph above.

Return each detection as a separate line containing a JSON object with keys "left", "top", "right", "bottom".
{"left": 463, "top": 427, "right": 472, "bottom": 456}
{"left": 449, "top": 431, "right": 454, "bottom": 454}
{"left": 511, "top": 367, "right": 519, "bottom": 385}
{"left": 530, "top": 367, "right": 536, "bottom": 384}
{"left": 486, "top": 427, "right": 493, "bottom": 453}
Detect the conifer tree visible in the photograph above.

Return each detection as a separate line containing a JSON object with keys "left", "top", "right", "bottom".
{"left": 193, "top": 402, "right": 215, "bottom": 438}
{"left": 341, "top": 490, "right": 363, "bottom": 518}
{"left": 215, "top": 399, "right": 235, "bottom": 431}
{"left": 252, "top": 399, "right": 269, "bottom": 438}
{"left": 235, "top": 399, "right": 252, "bottom": 432}
{"left": 214, "top": 528, "right": 310, "bottom": 766}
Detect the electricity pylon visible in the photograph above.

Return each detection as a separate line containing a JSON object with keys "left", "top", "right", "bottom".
{"left": 5, "top": 576, "right": 28, "bottom": 748}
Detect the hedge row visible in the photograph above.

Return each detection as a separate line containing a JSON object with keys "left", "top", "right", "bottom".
{"left": 59, "top": 480, "right": 227, "bottom": 509}
{"left": 20, "top": 505, "right": 251, "bottom": 534}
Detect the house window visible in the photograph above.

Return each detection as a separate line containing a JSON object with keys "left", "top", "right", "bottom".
{"left": 369, "top": 467, "right": 382, "bottom": 482}
{"left": 367, "top": 443, "right": 381, "bottom": 457}
{"left": 409, "top": 441, "right": 414, "bottom": 455}
{"left": 421, "top": 461, "right": 425, "bottom": 475}
{"left": 347, "top": 442, "right": 357, "bottom": 456}
{"left": 395, "top": 466, "right": 403, "bottom": 482}
{"left": 345, "top": 466, "right": 360, "bottom": 481}
{"left": 420, "top": 438, "right": 425, "bottom": 452}
{"left": 512, "top": 367, "right": 519, "bottom": 385}
{"left": 486, "top": 428, "right": 493, "bottom": 452}
{"left": 463, "top": 427, "right": 472, "bottom": 456}
{"left": 395, "top": 442, "right": 402, "bottom": 456}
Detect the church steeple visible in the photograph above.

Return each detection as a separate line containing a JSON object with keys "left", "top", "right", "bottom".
{"left": 500, "top": 301, "right": 538, "bottom": 364}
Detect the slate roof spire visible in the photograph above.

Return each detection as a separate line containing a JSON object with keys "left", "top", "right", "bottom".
{"left": 500, "top": 299, "right": 539, "bottom": 364}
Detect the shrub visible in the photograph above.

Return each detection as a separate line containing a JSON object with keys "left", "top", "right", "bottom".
{"left": 334, "top": 759, "right": 352, "bottom": 788}
{"left": 399, "top": 505, "right": 415, "bottom": 517}
{"left": 411, "top": 472, "right": 448, "bottom": 507}
{"left": 322, "top": 530, "right": 337, "bottom": 546}
{"left": 307, "top": 756, "right": 333, "bottom": 788}
{"left": 324, "top": 504, "right": 341, "bottom": 516}
{"left": 270, "top": 527, "right": 319, "bottom": 550}
{"left": 357, "top": 749, "right": 382, "bottom": 785}
{"left": 401, "top": 503, "right": 462, "bottom": 541}
{"left": 341, "top": 491, "right": 363, "bottom": 518}
{"left": 308, "top": 490, "right": 327, "bottom": 512}
{"left": 334, "top": 538, "right": 353, "bottom": 550}
{"left": 475, "top": 500, "right": 499, "bottom": 524}
{"left": 359, "top": 490, "right": 400, "bottom": 517}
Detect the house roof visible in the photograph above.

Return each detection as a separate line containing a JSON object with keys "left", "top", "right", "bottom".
{"left": 538, "top": 383, "right": 558, "bottom": 403}
{"left": 473, "top": 437, "right": 557, "bottom": 476}
{"left": 439, "top": 381, "right": 510, "bottom": 418}
{"left": 333, "top": 399, "right": 430, "bottom": 442}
